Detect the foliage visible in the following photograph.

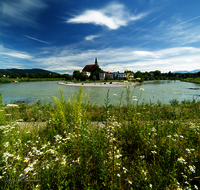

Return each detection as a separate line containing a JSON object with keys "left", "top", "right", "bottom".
{"left": 1, "top": 87, "right": 200, "bottom": 189}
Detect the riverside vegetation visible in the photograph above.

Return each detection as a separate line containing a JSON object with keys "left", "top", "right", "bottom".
{"left": 0, "top": 86, "right": 200, "bottom": 190}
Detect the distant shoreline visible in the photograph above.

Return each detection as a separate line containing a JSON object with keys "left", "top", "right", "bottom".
{"left": 58, "top": 81, "right": 139, "bottom": 87}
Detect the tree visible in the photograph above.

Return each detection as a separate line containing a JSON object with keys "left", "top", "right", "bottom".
{"left": 64, "top": 74, "right": 72, "bottom": 81}
{"left": 93, "top": 75, "right": 96, "bottom": 81}
{"left": 154, "top": 70, "right": 161, "bottom": 77}
{"left": 79, "top": 72, "right": 87, "bottom": 81}
{"left": 105, "top": 74, "right": 110, "bottom": 81}
{"left": 73, "top": 70, "right": 81, "bottom": 80}
{"left": 90, "top": 65, "right": 101, "bottom": 80}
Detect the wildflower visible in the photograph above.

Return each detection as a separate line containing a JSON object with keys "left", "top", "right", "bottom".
{"left": 167, "top": 135, "right": 172, "bottom": 138}
{"left": 36, "top": 184, "right": 40, "bottom": 188}
{"left": 61, "top": 160, "right": 66, "bottom": 165}
{"left": 194, "top": 185, "right": 198, "bottom": 190}
{"left": 19, "top": 173, "right": 25, "bottom": 179}
{"left": 136, "top": 78, "right": 141, "bottom": 80}
{"left": 142, "top": 170, "right": 147, "bottom": 176}
{"left": 177, "top": 157, "right": 186, "bottom": 164}
{"left": 151, "top": 151, "right": 157, "bottom": 154}
{"left": 185, "top": 181, "right": 189, "bottom": 185}
{"left": 151, "top": 127, "right": 156, "bottom": 132}
{"left": 150, "top": 184, "right": 152, "bottom": 188}
{"left": 113, "top": 94, "right": 117, "bottom": 96}
{"left": 24, "top": 157, "right": 30, "bottom": 163}
{"left": 24, "top": 167, "right": 30, "bottom": 174}
{"left": 128, "top": 180, "right": 132, "bottom": 184}
{"left": 140, "top": 155, "right": 145, "bottom": 159}
{"left": 133, "top": 96, "right": 137, "bottom": 98}
{"left": 15, "top": 155, "right": 21, "bottom": 160}
{"left": 117, "top": 174, "right": 120, "bottom": 177}
{"left": 28, "top": 163, "right": 34, "bottom": 169}
{"left": 133, "top": 99, "right": 138, "bottom": 101}
{"left": 186, "top": 149, "right": 191, "bottom": 153}
{"left": 28, "top": 152, "right": 34, "bottom": 157}
{"left": 4, "top": 142, "right": 9, "bottom": 147}
{"left": 123, "top": 167, "right": 128, "bottom": 173}
{"left": 140, "top": 88, "right": 144, "bottom": 91}
{"left": 55, "top": 134, "right": 62, "bottom": 141}
{"left": 188, "top": 165, "right": 195, "bottom": 173}
{"left": 6, "top": 104, "right": 19, "bottom": 107}
{"left": 46, "top": 164, "right": 49, "bottom": 169}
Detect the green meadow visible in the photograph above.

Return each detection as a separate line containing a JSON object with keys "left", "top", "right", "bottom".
{"left": 0, "top": 86, "right": 200, "bottom": 189}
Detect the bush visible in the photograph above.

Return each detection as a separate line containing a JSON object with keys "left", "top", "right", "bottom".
{"left": 169, "top": 99, "right": 179, "bottom": 106}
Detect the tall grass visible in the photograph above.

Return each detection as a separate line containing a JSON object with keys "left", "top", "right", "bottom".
{"left": 0, "top": 87, "right": 200, "bottom": 189}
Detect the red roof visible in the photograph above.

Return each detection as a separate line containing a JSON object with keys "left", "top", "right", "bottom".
{"left": 105, "top": 72, "right": 112, "bottom": 75}
{"left": 82, "top": 64, "right": 95, "bottom": 72}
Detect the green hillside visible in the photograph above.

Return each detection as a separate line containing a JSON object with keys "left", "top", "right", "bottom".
{"left": 0, "top": 68, "right": 58, "bottom": 75}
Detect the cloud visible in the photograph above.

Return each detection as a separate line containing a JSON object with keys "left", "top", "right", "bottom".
{"left": 0, "top": 0, "right": 47, "bottom": 26}
{"left": 171, "top": 15, "right": 200, "bottom": 29}
{"left": 34, "top": 46, "right": 200, "bottom": 73}
{"left": 25, "top": 35, "right": 50, "bottom": 44}
{"left": 85, "top": 35, "right": 100, "bottom": 41}
{"left": 0, "top": 45, "right": 32, "bottom": 59}
{"left": 67, "top": 3, "right": 147, "bottom": 29}
{"left": 138, "top": 14, "right": 200, "bottom": 47}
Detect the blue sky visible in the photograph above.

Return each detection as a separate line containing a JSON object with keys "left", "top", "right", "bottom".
{"left": 1, "top": 0, "right": 200, "bottom": 74}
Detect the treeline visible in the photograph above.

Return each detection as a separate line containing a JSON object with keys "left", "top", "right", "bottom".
{"left": 129, "top": 70, "right": 200, "bottom": 82}
{"left": 71, "top": 69, "right": 200, "bottom": 82}
{"left": 0, "top": 69, "right": 72, "bottom": 80}
{"left": 0, "top": 72, "right": 66, "bottom": 79}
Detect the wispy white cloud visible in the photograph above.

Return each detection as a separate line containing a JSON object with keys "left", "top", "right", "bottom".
{"left": 137, "top": 13, "right": 200, "bottom": 48}
{"left": 148, "top": 14, "right": 162, "bottom": 24}
{"left": 35, "top": 46, "right": 200, "bottom": 73}
{"left": 0, "top": 0, "right": 47, "bottom": 26}
{"left": 0, "top": 45, "right": 32, "bottom": 59}
{"left": 25, "top": 35, "right": 50, "bottom": 44}
{"left": 67, "top": 2, "right": 148, "bottom": 29}
{"left": 171, "top": 15, "right": 200, "bottom": 29}
{"left": 85, "top": 35, "right": 100, "bottom": 41}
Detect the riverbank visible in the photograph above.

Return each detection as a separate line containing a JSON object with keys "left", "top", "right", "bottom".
{"left": 58, "top": 81, "right": 139, "bottom": 87}
{"left": 1, "top": 90, "right": 200, "bottom": 189}
{"left": 0, "top": 78, "right": 65, "bottom": 84}
{"left": 181, "top": 77, "right": 200, "bottom": 84}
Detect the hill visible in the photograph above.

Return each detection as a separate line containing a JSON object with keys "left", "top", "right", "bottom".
{"left": 0, "top": 68, "right": 58, "bottom": 75}
{"left": 172, "top": 69, "right": 200, "bottom": 73}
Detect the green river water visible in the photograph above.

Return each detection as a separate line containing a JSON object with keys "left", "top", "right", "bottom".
{"left": 0, "top": 80, "right": 200, "bottom": 106}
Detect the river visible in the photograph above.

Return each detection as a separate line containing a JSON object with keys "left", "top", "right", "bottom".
{"left": 0, "top": 80, "right": 200, "bottom": 106}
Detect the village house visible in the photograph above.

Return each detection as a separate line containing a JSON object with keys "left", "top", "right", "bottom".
{"left": 118, "top": 73, "right": 126, "bottom": 80}
{"left": 99, "top": 70, "right": 105, "bottom": 80}
{"left": 82, "top": 58, "right": 134, "bottom": 80}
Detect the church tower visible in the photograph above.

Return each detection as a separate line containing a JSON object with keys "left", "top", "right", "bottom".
{"left": 95, "top": 57, "right": 98, "bottom": 66}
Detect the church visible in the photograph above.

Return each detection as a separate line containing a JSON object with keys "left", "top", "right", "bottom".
{"left": 82, "top": 58, "right": 99, "bottom": 78}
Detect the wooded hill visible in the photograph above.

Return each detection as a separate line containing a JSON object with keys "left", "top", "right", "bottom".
{"left": 0, "top": 68, "right": 58, "bottom": 75}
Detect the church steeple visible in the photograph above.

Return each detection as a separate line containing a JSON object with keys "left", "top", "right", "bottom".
{"left": 95, "top": 57, "right": 98, "bottom": 66}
